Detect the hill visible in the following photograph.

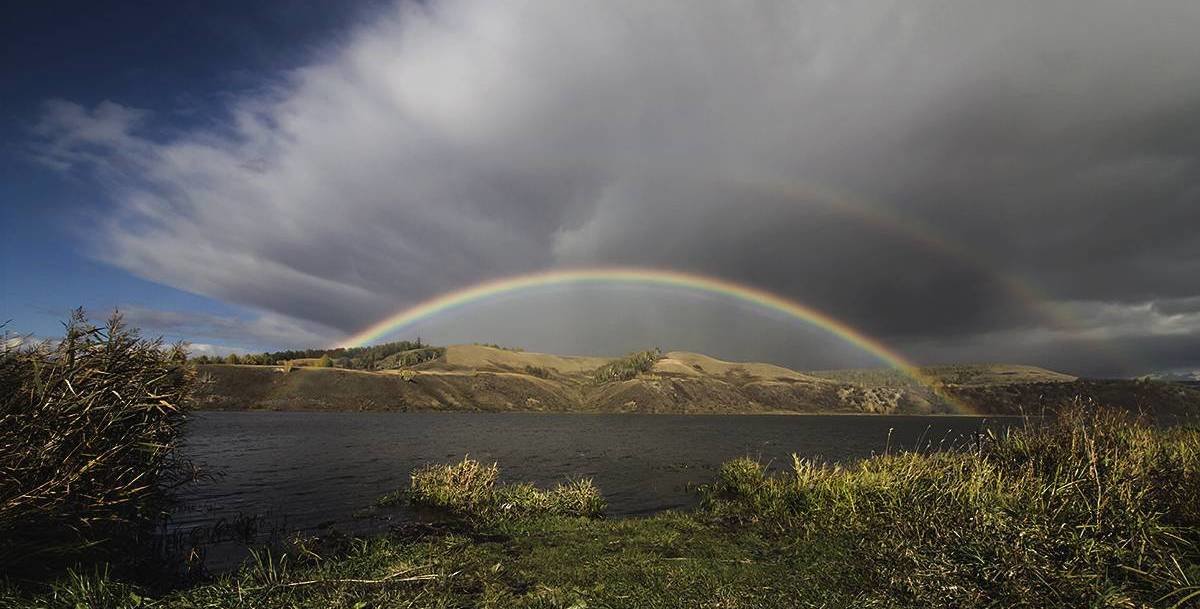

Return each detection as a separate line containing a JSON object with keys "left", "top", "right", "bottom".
{"left": 196, "top": 345, "right": 1200, "bottom": 417}
{"left": 808, "top": 363, "right": 1076, "bottom": 388}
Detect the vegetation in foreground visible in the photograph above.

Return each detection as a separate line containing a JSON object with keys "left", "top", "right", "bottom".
{"left": 0, "top": 311, "right": 196, "bottom": 577}
{"left": 4, "top": 404, "right": 1199, "bottom": 608}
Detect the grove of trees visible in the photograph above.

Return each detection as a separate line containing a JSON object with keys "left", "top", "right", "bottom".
{"left": 191, "top": 339, "right": 443, "bottom": 371}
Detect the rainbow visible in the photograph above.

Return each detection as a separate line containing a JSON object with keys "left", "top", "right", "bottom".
{"left": 339, "top": 267, "right": 972, "bottom": 413}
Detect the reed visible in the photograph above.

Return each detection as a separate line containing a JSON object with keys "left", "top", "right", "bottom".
{"left": 0, "top": 310, "right": 198, "bottom": 575}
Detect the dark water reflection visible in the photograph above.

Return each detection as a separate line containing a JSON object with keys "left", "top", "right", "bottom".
{"left": 173, "top": 411, "right": 1021, "bottom": 568}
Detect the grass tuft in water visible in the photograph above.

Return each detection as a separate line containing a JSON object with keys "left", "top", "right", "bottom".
{"left": 400, "top": 457, "right": 606, "bottom": 522}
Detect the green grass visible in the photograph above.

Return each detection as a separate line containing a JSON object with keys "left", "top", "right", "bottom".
{"left": 4, "top": 407, "right": 1198, "bottom": 608}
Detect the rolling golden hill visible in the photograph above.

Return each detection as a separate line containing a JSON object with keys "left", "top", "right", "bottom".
{"left": 197, "top": 344, "right": 1200, "bottom": 417}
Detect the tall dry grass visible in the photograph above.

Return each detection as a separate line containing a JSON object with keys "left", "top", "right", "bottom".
{"left": 699, "top": 406, "right": 1200, "bottom": 607}
{"left": 0, "top": 310, "right": 198, "bottom": 574}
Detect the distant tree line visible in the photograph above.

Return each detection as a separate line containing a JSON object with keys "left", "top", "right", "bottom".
{"left": 474, "top": 342, "right": 524, "bottom": 352}
{"left": 190, "top": 339, "right": 444, "bottom": 371}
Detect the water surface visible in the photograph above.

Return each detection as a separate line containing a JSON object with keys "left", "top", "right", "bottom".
{"left": 176, "top": 411, "right": 1021, "bottom": 550}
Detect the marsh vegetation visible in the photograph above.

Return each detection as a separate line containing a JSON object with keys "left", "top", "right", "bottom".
{"left": 0, "top": 311, "right": 196, "bottom": 578}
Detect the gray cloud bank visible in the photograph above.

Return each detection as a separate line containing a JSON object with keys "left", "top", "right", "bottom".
{"left": 33, "top": 0, "right": 1200, "bottom": 375}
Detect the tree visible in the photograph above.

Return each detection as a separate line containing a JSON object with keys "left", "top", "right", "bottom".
{"left": 317, "top": 354, "right": 333, "bottom": 368}
{"left": 224, "top": 353, "right": 240, "bottom": 365}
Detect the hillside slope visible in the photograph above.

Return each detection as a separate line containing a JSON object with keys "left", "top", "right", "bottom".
{"left": 197, "top": 345, "right": 1200, "bottom": 416}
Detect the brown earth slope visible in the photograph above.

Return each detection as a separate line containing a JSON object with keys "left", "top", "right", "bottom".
{"left": 197, "top": 345, "right": 1200, "bottom": 416}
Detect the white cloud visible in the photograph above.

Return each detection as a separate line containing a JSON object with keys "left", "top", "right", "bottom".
{"left": 31, "top": 99, "right": 152, "bottom": 173}
{"left": 119, "top": 305, "right": 336, "bottom": 351}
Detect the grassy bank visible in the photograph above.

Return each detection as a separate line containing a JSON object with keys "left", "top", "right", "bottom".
{"left": 4, "top": 407, "right": 1198, "bottom": 608}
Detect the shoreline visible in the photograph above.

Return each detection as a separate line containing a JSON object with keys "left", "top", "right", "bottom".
{"left": 15, "top": 410, "right": 1193, "bottom": 608}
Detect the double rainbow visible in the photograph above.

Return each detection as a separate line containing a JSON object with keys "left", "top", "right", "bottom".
{"left": 339, "top": 267, "right": 968, "bottom": 412}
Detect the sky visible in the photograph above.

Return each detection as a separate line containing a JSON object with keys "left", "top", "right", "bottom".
{"left": 3, "top": 1, "right": 1199, "bottom": 376}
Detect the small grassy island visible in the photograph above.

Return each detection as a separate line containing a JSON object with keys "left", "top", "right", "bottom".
{"left": 3, "top": 317, "right": 1199, "bottom": 608}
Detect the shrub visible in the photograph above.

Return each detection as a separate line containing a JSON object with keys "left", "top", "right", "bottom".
{"left": 0, "top": 311, "right": 198, "bottom": 574}
{"left": 592, "top": 349, "right": 662, "bottom": 383}
{"left": 404, "top": 457, "right": 605, "bottom": 522}
{"left": 524, "top": 365, "right": 551, "bottom": 378}
{"left": 316, "top": 354, "right": 333, "bottom": 368}
{"left": 377, "top": 347, "right": 445, "bottom": 369}
{"left": 698, "top": 406, "right": 1200, "bottom": 608}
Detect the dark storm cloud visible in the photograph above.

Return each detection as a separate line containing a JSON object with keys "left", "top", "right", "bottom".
{"left": 1153, "top": 297, "right": 1200, "bottom": 317}
{"left": 31, "top": 0, "right": 1200, "bottom": 374}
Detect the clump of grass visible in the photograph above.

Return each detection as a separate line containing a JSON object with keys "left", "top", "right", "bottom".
{"left": 407, "top": 457, "right": 500, "bottom": 514}
{"left": 403, "top": 457, "right": 605, "bottom": 522}
{"left": 0, "top": 310, "right": 198, "bottom": 576}
{"left": 592, "top": 349, "right": 662, "bottom": 383}
{"left": 698, "top": 406, "right": 1200, "bottom": 607}
{"left": 0, "top": 565, "right": 147, "bottom": 609}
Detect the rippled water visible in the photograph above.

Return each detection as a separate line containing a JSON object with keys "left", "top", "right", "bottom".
{"left": 175, "top": 411, "right": 1021, "bottom": 557}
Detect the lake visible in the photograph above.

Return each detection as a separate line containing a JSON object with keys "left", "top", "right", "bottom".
{"left": 174, "top": 411, "right": 1022, "bottom": 564}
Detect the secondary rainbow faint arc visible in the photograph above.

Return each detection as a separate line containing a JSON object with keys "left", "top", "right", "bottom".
{"left": 338, "top": 267, "right": 972, "bottom": 413}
